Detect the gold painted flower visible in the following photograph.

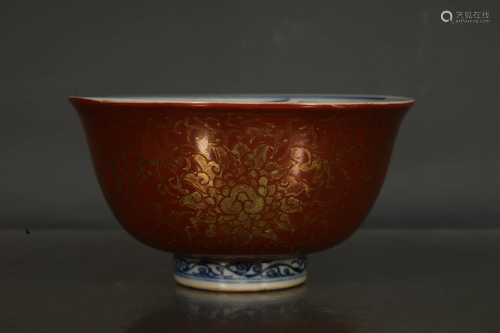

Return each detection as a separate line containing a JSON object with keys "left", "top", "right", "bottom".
{"left": 179, "top": 142, "right": 311, "bottom": 245}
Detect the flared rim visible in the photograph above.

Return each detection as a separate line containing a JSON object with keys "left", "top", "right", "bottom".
{"left": 69, "top": 94, "right": 414, "bottom": 106}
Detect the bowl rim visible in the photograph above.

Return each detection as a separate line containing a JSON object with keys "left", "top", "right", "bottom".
{"left": 69, "top": 94, "right": 415, "bottom": 106}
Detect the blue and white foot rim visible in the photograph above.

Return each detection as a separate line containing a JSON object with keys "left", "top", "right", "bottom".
{"left": 173, "top": 255, "right": 307, "bottom": 292}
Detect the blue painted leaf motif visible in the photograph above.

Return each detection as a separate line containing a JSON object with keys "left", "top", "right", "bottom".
{"left": 174, "top": 256, "right": 307, "bottom": 281}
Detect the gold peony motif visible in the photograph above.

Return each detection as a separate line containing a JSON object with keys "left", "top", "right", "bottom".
{"left": 179, "top": 142, "right": 310, "bottom": 245}
{"left": 98, "top": 112, "right": 396, "bottom": 253}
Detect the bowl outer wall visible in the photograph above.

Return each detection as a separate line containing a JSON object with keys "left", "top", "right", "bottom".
{"left": 70, "top": 98, "right": 413, "bottom": 260}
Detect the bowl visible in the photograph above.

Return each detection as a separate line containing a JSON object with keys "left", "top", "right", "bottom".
{"left": 70, "top": 95, "right": 414, "bottom": 291}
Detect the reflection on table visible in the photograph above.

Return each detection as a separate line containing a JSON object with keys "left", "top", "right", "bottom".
{"left": 126, "top": 283, "right": 357, "bottom": 333}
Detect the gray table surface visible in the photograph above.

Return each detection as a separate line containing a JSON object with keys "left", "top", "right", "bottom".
{"left": 1, "top": 229, "right": 499, "bottom": 333}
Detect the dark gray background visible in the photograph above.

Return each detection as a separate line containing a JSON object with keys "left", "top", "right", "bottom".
{"left": 1, "top": 0, "right": 499, "bottom": 230}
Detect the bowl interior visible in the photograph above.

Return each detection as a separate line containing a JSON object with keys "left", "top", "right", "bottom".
{"left": 70, "top": 94, "right": 414, "bottom": 105}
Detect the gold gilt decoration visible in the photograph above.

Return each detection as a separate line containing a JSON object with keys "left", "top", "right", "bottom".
{"left": 100, "top": 112, "right": 388, "bottom": 249}
{"left": 180, "top": 141, "right": 309, "bottom": 246}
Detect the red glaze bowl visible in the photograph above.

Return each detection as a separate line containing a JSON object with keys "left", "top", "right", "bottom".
{"left": 70, "top": 95, "right": 413, "bottom": 291}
